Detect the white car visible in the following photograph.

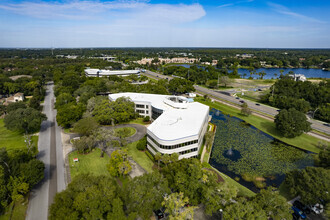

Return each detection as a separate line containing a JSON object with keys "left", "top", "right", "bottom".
{"left": 310, "top": 203, "right": 324, "bottom": 214}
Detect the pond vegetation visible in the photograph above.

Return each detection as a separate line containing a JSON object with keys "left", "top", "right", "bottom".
{"left": 209, "top": 108, "right": 314, "bottom": 192}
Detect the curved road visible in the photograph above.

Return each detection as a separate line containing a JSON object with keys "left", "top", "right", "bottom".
{"left": 143, "top": 70, "right": 330, "bottom": 136}
{"left": 26, "top": 82, "right": 66, "bottom": 220}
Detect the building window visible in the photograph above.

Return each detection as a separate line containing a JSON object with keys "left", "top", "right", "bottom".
{"left": 136, "top": 109, "right": 145, "bottom": 114}
{"left": 147, "top": 134, "right": 198, "bottom": 150}
{"left": 136, "top": 104, "right": 145, "bottom": 108}
{"left": 146, "top": 110, "right": 149, "bottom": 114}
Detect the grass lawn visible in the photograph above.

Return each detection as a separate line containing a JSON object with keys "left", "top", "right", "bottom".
{"left": 203, "top": 150, "right": 211, "bottom": 163}
{"left": 0, "top": 197, "right": 28, "bottom": 220}
{"left": 114, "top": 127, "right": 136, "bottom": 137}
{"left": 69, "top": 148, "right": 110, "bottom": 180}
{"left": 120, "top": 117, "right": 149, "bottom": 126}
{"left": 0, "top": 119, "right": 38, "bottom": 153}
{"left": 211, "top": 166, "right": 256, "bottom": 198}
{"left": 196, "top": 97, "right": 323, "bottom": 153}
{"left": 126, "top": 141, "right": 154, "bottom": 173}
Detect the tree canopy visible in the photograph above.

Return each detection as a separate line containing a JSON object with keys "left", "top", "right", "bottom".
{"left": 4, "top": 107, "right": 46, "bottom": 133}
{"left": 274, "top": 108, "right": 311, "bottom": 138}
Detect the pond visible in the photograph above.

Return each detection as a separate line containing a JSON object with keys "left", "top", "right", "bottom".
{"left": 173, "top": 64, "right": 330, "bottom": 79}
{"left": 209, "top": 108, "right": 315, "bottom": 192}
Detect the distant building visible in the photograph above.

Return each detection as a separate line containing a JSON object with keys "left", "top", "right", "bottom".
{"left": 85, "top": 68, "right": 140, "bottom": 77}
{"left": 288, "top": 74, "right": 306, "bottom": 82}
{"left": 109, "top": 93, "right": 210, "bottom": 159}
{"left": 3, "top": 92, "right": 24, "bottom": 105}
{"left": 136, "top": 57, "right": 200, "bottom": 65}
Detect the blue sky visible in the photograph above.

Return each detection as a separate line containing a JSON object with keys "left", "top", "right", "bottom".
{"left": 0, "top": 0, "right": 329, "bottom": 48}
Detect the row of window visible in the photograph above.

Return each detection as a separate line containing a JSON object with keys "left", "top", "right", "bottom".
{"left": 147, "top": 142, "right": 198, "bottom": 156}
{"left": 136, "top": 104, "right": 149, "bottom": 109}
{"left": 136, "top": 109, "right": 149, "bottom": 114}
{"left": 147, "top": 134, "right": 198, "bottom": 149}
{"left": 179, "top": 148, "right": 198, "bottom": 155}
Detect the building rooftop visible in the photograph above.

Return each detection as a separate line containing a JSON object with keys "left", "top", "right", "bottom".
{"left": 109, "top": 92, "right": 209, "bottom": 141}
{"left": 85, "top": 68, "right": 140, "bottom": 77}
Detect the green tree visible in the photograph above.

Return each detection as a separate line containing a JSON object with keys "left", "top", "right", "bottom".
{"left": 4, "top": 107, "right": 46, "bottom": 133}
{"left": 136, "top": 136, "right": 147, "bottom": 151}
{"left": 8, "top": 176, "right": 29, "bottom": 202}
{"left": 20, "top": 159, "right": 44, "bottom": 189}
{"left": 107, "top": 149, "right": 131, "bottom": 177}
{"left": 219, "top": 76, "right": 231, "bottom": 87}
{"left": 28, "top": 96, "right": 40, "bottom": 110}
{"left": 274, "top": 108, "right": 311, "bottom": 138}
{"left": 162, "top": 192, "right": 195, "bottom": 220}
{"left": 154, "top": 152, "right": 162, "bottom": 168}
{"left": 56, "top": 103, "right": 85, "bottom": 128}
{"left": 72, "top": 136, "right": 96, "bottom": 154}
{"left": 55, "top": 92, "right": 75, "bottom": 108}
{"left": 240, "top": 102, "right": 252, "bottom": 116}
{"left": 93, "top": 97, "right": 136, "bottom": 125}
{"left": 124, "top": 172, "right": 170, "bottom": 219}
{"left": 168, "top": 78, "right": 195, "bottom": 94}
{"left": 49, "top": 174, "right": 128, "bottom": 220}
{"left": 283, "top": 167, "right": 330, "bottom": 204}
{"left": 314, "top": 147, "right": 330, "bottom": 168}
{"left": 73, "top": 117, "right": 99, "bottom": 136}
{"left": 6, "top": 102, "right": 26, "bottom": 113}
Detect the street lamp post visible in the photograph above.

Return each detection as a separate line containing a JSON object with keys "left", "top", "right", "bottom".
{"left": 219, "top": 209, "right": 223, "bottom": 220}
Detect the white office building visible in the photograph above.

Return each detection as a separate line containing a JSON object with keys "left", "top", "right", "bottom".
{"left": 85, "top": 68, "right": 140, "bottom": 77}
{"left": 109, "top": 93, "right": 210, "bottom": 159}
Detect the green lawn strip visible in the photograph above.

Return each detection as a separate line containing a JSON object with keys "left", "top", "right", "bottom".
{"left": 210, "top": 166, "right": 255, "bottom": 197}
{"left": 0, "top": 197, "right": 28, "bottom": 220}
{"left": 114, "top": 127, "right": 136, "bottom": 137}
{"left": 0, "top": 119, "right": 39, "bottom": 153}
{"left": 196, "top": 98, "right": 321, "bottom": 153}
{"left": 69, "top": 148, "right": 110, "bottom": 180}
{"left": 203, "top": 150, "right": 210, "bottom": 163}
{"left": 0, "top": 119, "right": 26, "bottom": 151}
{"left": 126, "top": 141, "right": 154, "bottom": 173}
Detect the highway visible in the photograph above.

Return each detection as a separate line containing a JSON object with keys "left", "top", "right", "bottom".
{"left": 143, "top": 70, "right": 330, "bottom": 136}
{"left": 26, "top": 82, "right": 66, "bottom": 220}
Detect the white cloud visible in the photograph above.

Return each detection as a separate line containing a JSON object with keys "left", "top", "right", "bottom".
{"left": 0, "top": 0, "right": 205, "bottom": 23}
{"left": 268, "top": 2, "right": 326, "bottom": 24}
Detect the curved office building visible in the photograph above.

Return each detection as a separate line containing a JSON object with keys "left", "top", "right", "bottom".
{"left": 109, "top": 93, "right": 210, "bottom": 159}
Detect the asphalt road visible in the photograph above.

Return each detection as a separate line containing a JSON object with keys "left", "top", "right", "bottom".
{"left": 143, "top": 70, "right": 330, "bottom": 136}
{"left": 26, "top": 82, "right": 66, "bottom": 220}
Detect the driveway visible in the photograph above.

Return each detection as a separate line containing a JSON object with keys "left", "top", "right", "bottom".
{"left": 102, "top": 124, "right": 146, "bottom": 144}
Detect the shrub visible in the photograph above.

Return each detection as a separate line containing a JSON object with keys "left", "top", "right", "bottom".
{"left": 145, "top": 151, "right": 155, "bottom": 162}
{"left": 136, "top": 136, "right": 147, "bottom": 151}
{"left": 143, "top": 116, "right": 150, "bottom": 122}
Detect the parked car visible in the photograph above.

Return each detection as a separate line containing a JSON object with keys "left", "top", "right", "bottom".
{"left": 154, "top": 209, "right": 164, "bottom": 219}
{"left": 293, "top": 200, "right": 311, "bottom": 214}
{"left": 255, "top": 103, "right": 260, "bottom": 106}
{"left": 239, "top": 100, "right": 245, "bottom": 103}
{"left": 291, "top": 206, "right": 306, "bottom": 219}
{"left": 309, "top": 203, "right": 324, "bottom": 214}
{"left": 235, "top": 97, "right": 240, "bottom": 99}
{"left": 323, "top": 123, "right": 330, "bottom": 127}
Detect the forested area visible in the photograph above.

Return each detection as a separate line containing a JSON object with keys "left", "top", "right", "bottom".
{"left": 49, "top": 158, "right": 293, "bottom": 219}
{"left": 262, "top": 76, "right": 330, "bottom": 123}
{"left": 0, "top": 48, "right": 329, "bottom": 69}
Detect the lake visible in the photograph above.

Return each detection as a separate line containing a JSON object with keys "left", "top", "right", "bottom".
{"left": 209, "top": 108, "right": 314, "bottom": 193}
{"left": 173, "top": 64, "right": 330, "bottom": 79}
